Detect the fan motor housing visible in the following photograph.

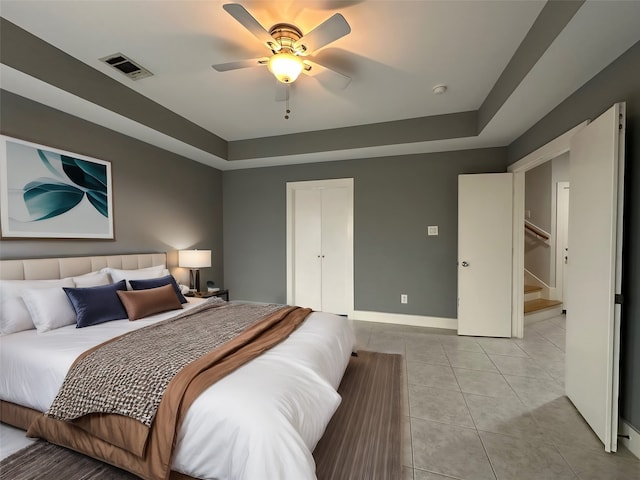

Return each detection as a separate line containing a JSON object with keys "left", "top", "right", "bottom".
{"left": 269, "top": 23, "right": 304, "bottom": 54}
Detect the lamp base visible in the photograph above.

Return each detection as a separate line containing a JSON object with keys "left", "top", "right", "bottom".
{"left": 189, "top": 269, "right": 201, "bottom": 292}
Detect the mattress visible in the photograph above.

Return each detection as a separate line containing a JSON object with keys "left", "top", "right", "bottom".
{"left": 0, "top": 299, "right": 355, "bottom": 479}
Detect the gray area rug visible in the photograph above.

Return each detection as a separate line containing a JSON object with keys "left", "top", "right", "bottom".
{"left": 314, "top": 350, "right": 403, "bottom": 480}
{"left": 0, "top": 440, "right": 138, "bottom": 479}
{"left": 0, "top": 350, "right": 402, "bottom": 480}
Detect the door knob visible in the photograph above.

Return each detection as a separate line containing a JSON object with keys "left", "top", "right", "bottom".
{"left": 461, "top": 261, "right": 469, "bottom": 267}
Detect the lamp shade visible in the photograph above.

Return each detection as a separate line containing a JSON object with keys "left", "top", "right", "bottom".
{"left": 267, "top": 52, "right": 304, "bottom": 83}
{"left": 178, "top": 250, "right": 211, "bottom": 269}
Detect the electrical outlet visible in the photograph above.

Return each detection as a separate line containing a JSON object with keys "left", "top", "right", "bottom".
{"left": 401, "top": 294, "right": 408, "bottom": 304}
{"left": 427, "top": 225, "right": 439, "bottom": 236}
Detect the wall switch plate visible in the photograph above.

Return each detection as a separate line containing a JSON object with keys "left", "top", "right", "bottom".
{"left": 401, "top": 294, "right": 408, "bottom": 304}
{"left": 428, "top": 226, "right": 439, "bottom": 236}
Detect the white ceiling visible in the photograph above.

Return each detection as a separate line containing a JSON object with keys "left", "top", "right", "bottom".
{"left": 1, "top": 0, "right": 639, "bottom": 170}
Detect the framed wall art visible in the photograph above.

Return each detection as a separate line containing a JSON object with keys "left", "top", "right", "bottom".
{"left": 0, "top": 136, "right": 114, "bottom": 239}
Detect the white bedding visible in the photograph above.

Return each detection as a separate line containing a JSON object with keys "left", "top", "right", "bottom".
{"left": 0, "top": 299, "right": 356, "bottom": 480}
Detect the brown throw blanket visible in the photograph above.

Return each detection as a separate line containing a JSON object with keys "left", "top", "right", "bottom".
{"left": 27, "top": 302, "right": 311, "bottom": 480}
{"left": 47, "top": 301, "right": 283, "bottom": 429}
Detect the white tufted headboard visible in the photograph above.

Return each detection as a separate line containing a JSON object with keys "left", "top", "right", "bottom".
{"left": 0, "top": 253, "right": 167, "bottom": 280}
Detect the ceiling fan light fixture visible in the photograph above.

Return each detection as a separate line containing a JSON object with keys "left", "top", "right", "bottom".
{"left": 268, "top": 52, "right": 304, "bottom": 83}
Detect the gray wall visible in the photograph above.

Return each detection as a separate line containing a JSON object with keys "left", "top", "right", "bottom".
{"left": 525, "top": 162, "right": 552, "bottom": 233}
{"left": 223, "top": 148, "right": 507, "bottom": 318}
{"left": 0, "top": 91, "right": 224, "bottom": 287}
{"left": 508, "top": 41, "right": 640, "bottom": 431}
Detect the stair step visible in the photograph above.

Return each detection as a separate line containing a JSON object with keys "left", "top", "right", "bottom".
{"left": 524, "top": 284, "right": 543, "bottom": 302}
{"left": 524, "top": 298, "right": 563, "bottom": 314}
{"left": 524, "top": 284, "right": 543, "bottom": 294}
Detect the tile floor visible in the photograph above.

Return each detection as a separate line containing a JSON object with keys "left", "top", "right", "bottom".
{"left": 352, "top": 314, "right": 640, "bottom": 480}
{"left": 0, "top": 423, "right": 35, "bottom": 459}
{"left": 1, "top": 314, "right": 639, "bottom": 479}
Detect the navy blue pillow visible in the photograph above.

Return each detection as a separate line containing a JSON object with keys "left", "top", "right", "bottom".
{"left": 63, "top": 280, "right": 128, "bottom": 328}
{"left": 129, "top": 275, "right": 187, "bottom": 304}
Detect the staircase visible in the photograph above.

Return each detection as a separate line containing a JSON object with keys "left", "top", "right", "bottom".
{"left": 524, "top": 284, "right": 563, "bottom": 323}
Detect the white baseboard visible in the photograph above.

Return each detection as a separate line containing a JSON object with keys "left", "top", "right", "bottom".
{"left": 547, "top": 286, "right": 561, "bottom": 301}
{"left": 619, "top": 419, "right": 640, "bottom": 459}
{"left": 350, "top": 310, "right": 457, "bottom": 331}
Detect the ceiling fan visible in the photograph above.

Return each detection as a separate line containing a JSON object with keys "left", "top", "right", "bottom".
{"left": 212, "top": 3, "right": 352, "bottom": 90}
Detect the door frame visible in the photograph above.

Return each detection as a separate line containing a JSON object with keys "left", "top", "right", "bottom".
{"left": 507, "top": 121, "right": 588, "bottom": 338}
{"left": 554, "top": 182, "right": 570, "bottom": 303}
{"left": 286, "top": 178, "right": 354, "bottom": 314}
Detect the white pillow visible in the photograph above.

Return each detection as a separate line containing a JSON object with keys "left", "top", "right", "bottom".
{"left": 72, "top": 271, "right": 111, "bottom": 288}
{"left": 22, "top": 287, "right": 77, "bottom": 333}
{"left": 101, "top": 265, "right": 169, "bottom": 289}
{"left": 0, "top": 278, "right": 75, "bottom": 335}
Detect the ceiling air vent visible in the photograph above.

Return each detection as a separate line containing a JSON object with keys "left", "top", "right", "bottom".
{"left": 99, "top": 53, "right": 153, "bottom": 81}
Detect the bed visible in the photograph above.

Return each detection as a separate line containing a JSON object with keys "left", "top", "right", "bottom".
{"left": 0, "top": 253, "right": 355, "bottom": 480}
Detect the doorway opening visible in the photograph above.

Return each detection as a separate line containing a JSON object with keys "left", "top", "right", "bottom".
{"left": 521, "top": 156, "right": 569, "bottom": 325}
{"left": 508, "top": 121, "right": 587, "bottom": 338}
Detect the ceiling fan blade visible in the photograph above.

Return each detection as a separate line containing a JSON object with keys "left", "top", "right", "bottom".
{"left": 302, "top": 60, "right": 351, "bottom": 90}
{"left": 223, "top": 3, "right": 280, "bottom": 51}
{"left": 212, "top": 58, "right": 268, "bottom": 72}
{"left": 294, "top": 13, "right": 351, "bottom": 55}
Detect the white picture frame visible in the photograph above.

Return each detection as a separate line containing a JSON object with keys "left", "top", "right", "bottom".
{"left": 0, "top": 136, "right": 114, "bottom": 239}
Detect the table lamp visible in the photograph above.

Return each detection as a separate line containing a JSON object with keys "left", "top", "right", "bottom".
{"left": 178, "top": 249, "right": 211, "bottom": 292}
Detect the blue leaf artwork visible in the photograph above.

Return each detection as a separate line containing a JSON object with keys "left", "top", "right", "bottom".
{"left": 23, "top": 150, "right": 109, "bottom": 221}
{"left": 1, "top": 138, "right": 113, "bottom": 239}
{"left": 23, "top": 178, "right": 85, "bottom": 220}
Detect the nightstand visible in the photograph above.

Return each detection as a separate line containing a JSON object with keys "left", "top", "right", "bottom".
{"left": 186, "top": 289, "right": 229, "bottom": 301}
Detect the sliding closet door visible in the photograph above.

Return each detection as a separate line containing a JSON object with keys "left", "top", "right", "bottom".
{"left": 287, "top": 179, "right": 354, "bottom": 315}
{"left": 320, "top": 185, "right": 351, "bottom": 314}
{"left": 292, "top": 188, "right": 323, "bottom": 311}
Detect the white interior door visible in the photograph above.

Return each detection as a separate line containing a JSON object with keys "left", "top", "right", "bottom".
{"left": 292, "top": 188, "right": 322, "bottom": 311}
{"left": 320, "top": 186, "right": 351, "bottom": 314}
{"left": 287, "top": 178, "right": 354, "bottom": 315}
{"left": 458, "top": 173, "right": 513, "bottom": 337}
{"left": 565, "top": 103, "right": 625, "bottom": 452}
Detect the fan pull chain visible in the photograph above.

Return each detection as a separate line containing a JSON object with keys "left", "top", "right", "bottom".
{"left": 285, "top": 84, "right": 291, "bottom": 120}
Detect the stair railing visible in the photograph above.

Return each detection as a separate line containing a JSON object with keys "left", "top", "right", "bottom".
{"left": 524, "top": 220, "right": 550, "bottom": 244}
